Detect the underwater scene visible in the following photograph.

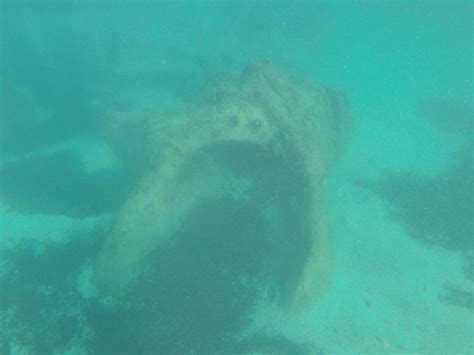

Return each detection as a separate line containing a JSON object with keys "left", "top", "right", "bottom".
{"left": 0, "top": 1, "right": 472, "bottom": 354}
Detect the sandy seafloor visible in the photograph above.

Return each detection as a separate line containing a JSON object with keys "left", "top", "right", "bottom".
{"left": 0, "top": 2, "right": 472, "bottom": 354}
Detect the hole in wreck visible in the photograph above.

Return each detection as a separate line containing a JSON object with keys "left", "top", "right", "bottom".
{"left": 93, "top": 141, "right": 314, "bottom": 353}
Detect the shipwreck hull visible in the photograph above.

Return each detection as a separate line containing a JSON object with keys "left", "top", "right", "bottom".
{"left": 94, "top": 60, "right": 350, "bottom": 313}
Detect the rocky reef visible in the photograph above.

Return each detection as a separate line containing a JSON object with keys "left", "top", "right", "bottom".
{"left": 94, "top": 60, "right": 351, "bottom": 314}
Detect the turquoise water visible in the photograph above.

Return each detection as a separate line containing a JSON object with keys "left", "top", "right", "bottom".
{"left": 0, "top": 1, "right": 472, "bottom": 354}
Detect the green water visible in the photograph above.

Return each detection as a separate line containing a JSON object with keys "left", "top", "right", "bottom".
{"left": 0, "top": 1, "right": 472, "bottom": 354}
